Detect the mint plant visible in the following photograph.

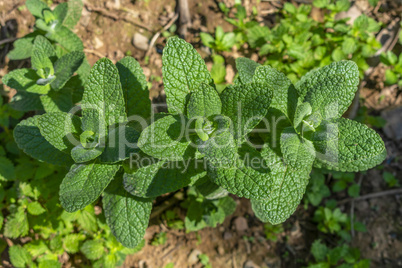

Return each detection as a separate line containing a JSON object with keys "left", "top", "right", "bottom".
{"left": 3, "top": 36, "right": 85, "bottom": 113}
{"left": 8, "top": 0, "right": 84, "bottom": 60}
{"left": 380, "top": 50, "right": 402, "bottom": 88}
{"left": 12, "top": 36, "right": 386, "bottom": 248}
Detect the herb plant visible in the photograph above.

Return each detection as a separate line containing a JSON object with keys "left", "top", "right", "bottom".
{"left": 380, "top": 50, "right": 402, "bottom": 88}
{"left": 8, "top": 0, "right": 84, "bottom": 60}
{"left": 3, "top": 36, "right": 85, "bottom": 113}
{"left": 11, "top": 36, "right": 387, "bottom": 249}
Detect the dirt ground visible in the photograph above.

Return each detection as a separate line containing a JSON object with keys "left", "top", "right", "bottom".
{"left": 1, "top": 0, "right": 402, "bottom": 267}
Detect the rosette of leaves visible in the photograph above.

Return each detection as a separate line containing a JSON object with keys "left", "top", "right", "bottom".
{"left": 13, "top": 56, "right": 152, "bottom": 248}
{"left": 7, "top": 0, "right": 84, "bottom": 60}
{"left": 3, "top": 36, "right": 85, "bottom": 113}
{"left": 248, "top": 58, "right": 387, "bottom": 224}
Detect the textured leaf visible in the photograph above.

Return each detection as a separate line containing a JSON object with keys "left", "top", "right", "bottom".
{"left": 9, "top": 245, "right": 32, "bottom": 268}
{"left": 103, "top": 175, "right": 152, "bottom": 248}
{"left": 14, "top": 116, "right": 73, "bottom": 165}
{"left": 250, "top": 146, "right": 311, "bottom": 224}
{"left": 63, "top": 0, "right": 83, "bottom": 28}
{"left": 47, "top": 25, "right": 84, "bottom": 52}
{"left": 138, "top": 115, "right": 195, "bottom": 161}
{"left": 187, "top": 83, "right": 222, "bottom": 119}
{"left": 100, "top": 125, "right": 140, "bottom": 163}
{"left": 123, "top": 159, "right": 206, "bottom": 198}
{"left": 51, "top": 51, "right": 85, "bottom": 90}
{"left": 253, "top": 65, "right": 299, "bottom": 121}
{"left": 38, "top": 112, "right": 81, "bottom": 152}
{"left": 33, "top": 35, "right": 57, "bottom": 62}
{"left": 71, "top": 145, "right": 104, "bottom": 163}
{"left": 195, "top": 176, "right": 229, "bottom": 200}
{"left": 295, "top": 61, "right": 359, "bottom": 118}
{"left": 311, "top": 118, "right": 387, "bottom": 172}
{"left": 3, "top": 68, "right": 50, "bottom": 94}
{"left": 82, "top": 58, "right": 126, "bottom": 132}
{"left": 80, "top": 240, "right": 103, "bottom": 261}
{"left": 116, "top": 56, "right": 151, "bottom": 119}
{"left": 293, "top": 102, "right": 312, "bottom": 129}
{"left": 7, "top": 34, "right": 37, "bottom": 60}
{"left": 63, "top": 234, "right": 85, "bottom": 253}
{"left": 40, "top": 89, "right": 73, "bottom": 113}
{"left": 31, "top": 46, "right": 54, "bottom": 75}
{"left": 10, "top": 91, "right": 44, "bottom": 111}
{"left": 198, "top": 116, "right": 237, "bottom": 168}
{"left": 235, "top": 57, "right": 260, "bottom": 85}
{"left": 59, "top": 161, "right": 119, "bottom": 212}
{"left": 4, "top": 209, "right": 29, "bottom": 238}
{"left": 162, "top": 37, "right": 213, "bottom": 114}
{"left": 207, "top": 144, "right": 272, "bottom": 200}
{"left": 220, "top": 82, "right": 273, "bottom": 140}
{"left": 281, "top": 127, "right": 315, "bottom": 170}
{"left": 26, "top": 0, "right": 48, "bottom": 18}
{"left": 27, "top": 201, "right": 46, "bottom": 215}
{"left": 53, "top": 2, "right": 68, "bottom": 24}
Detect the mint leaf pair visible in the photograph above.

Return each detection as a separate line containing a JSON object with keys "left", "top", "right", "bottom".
{"left": 3, "top": 36, "right": 84, "bottom": 113}
{"left": 14, "top": 56, "right": 152, "bottom": 248}
{"left": 8, "top": 0, "right": 84, "bottom": 60}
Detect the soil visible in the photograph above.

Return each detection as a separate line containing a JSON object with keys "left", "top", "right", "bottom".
{"left": 0, "top": 0, "right": 401, "bottom": 267}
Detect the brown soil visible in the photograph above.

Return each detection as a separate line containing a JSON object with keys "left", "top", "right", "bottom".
{"left": 1, "top": 0, "right": 401, "bottom": 267}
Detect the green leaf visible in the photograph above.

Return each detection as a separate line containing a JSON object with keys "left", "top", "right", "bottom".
{"left": 63, "top": 0, "right": 83, "bottom": 28}
{"left": 53, "top": 3, "right": 68, "bottom": 24}
{"left": 100, "top": 125, "right": 140, "bottom": 163}
{"left": 293, "top": 102, "right": 312, "bottom": 129}
{"left": 253, "top": 65, "right": 298, "bottom": 122}
{"left": 220, "top": 82, "right": 273, "bottom": 140}
{"left": 187, "top": 83, "right": 222, "bottom": 119}
{"left": 206, "top": 144, "right": 274, "bottom": 200}
{"left": 59, "top": 161, "right": 120, "bottom": 212}
{"left": 31, "top": 45, "right": 54, "bottom": 77}
{"left": 311, "top": 240, "right": 328, "bottom": 262}
{"left": 250, "top": 146, "right": 311, "bottom": 224}
{"left": 2, "top": 68, "right": 50, "bottom": 94}
{"left": 38, "top": 112, "right": 81, "bottom": 152}
{"left": 26, "top": 0, "right": 48, "bottom": 18}
{"left": 280, "top": 127, "right": 315, "bottom": 170}
{"left": 195, "top": 176, "right": 229, "bottom": 199}
{"left": 14, "top": 116, "right": 73, "bottom": 165}
{"left": 33, "top": 36, "right": 57, "bottom": 62}
{"left": 40, "top": 89, "right": 73, "bottom": 113}
{"left": 38, "top": 260, "right": 62, "bottom": 268}
{"left": 47, "top": 25, "right": 84, "bottom": 52}
{"left": 385, "top": 69, "right": 398, "bottom": 85}
{"left": 342, "top": 38, "right": 357, "bottom": 55}
{"left": 82, "top": 58, "right": 126, "bottom": 131}
{"left": 123, "top": 158, "right": 206, "bottom": 198}
{"left": 10, "top": 91, "right": 44, "bottom": 111}
{"left": 162, "top": 37, "right": 213, "bottom": 114}
{"left": 7, "top": 34, "right": 37, "bottom": 60}
{"left": 296, "top": 61, "right": 359, "bottom": 118}
{"left": 200, "top": 32, "right": 215, "bottom": 48}
{"left": 103, "top": 175, "right": 152, "bottom": 248}
{"left": 27, "top": 201, "right": 46, "bottom": 215}
{"left": 348, "top": 184, "right": 360, "bottom": 197}
{"left": 63, "top": 234, "right": 85, "bottom": 253}
{"left": 71, "top": 145, "right": 104, "bottom": 163}
{"left": 235, "top": 57, "right": 260, "bottom": 85}
{"left": 4, "top": 209, "right": 29, "bottom": 238}
{"left": 116, "top": 56, "right": 151, "bottom": 120}
{"left": 80, "top": 240, "right": 104, "bottom": 260}
{"left": 24, "top": 240, "right": 49, "bottom": 257}
{"left": 312, "top": 118, "right": 387, "bottom": 172}
{"left": 9, "top": 245, "right": 32, "bottom": 268}
{"left": 51, "top": 51, "right": 85, "bottom": 90}
{"left": 0, "top": 156, "right": 16, "bottom": 181}
{"left": 138, "top": 115, "right": 195, "bottom": 161}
